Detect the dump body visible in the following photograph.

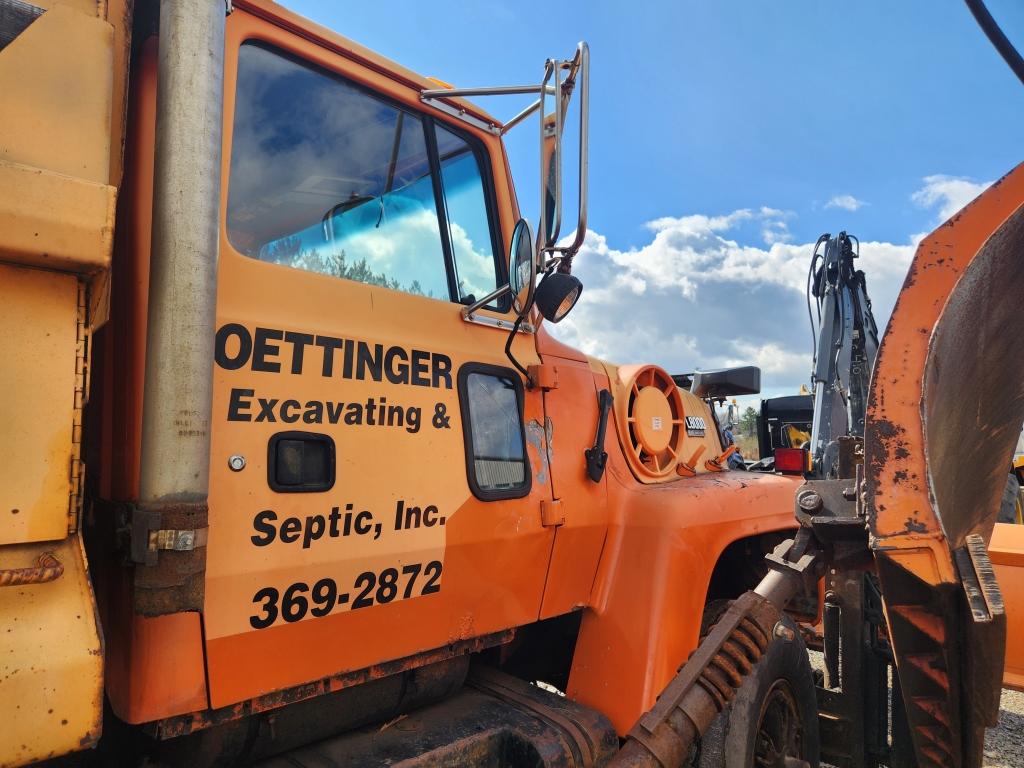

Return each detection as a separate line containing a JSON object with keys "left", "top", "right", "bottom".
{"left": 0, "top": 0, "right": 128, "bottom": 761}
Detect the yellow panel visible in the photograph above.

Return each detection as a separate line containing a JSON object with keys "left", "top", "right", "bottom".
{"left": 0, "top": 159, "right": 115, "bottom": 274}
{"left": 0, "top": 4, "right": 114, "bottom": 185}
{"left": 32, "top": 1, "right": 102, "bottom": 17}
{"left": 0, "top": 536, "right": 103, "bottom": 767}
{"left": 0, "top": 264, "right": 79, "bottom": 544}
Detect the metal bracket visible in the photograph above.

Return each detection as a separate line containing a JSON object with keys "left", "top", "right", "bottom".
{"left": 116, "top": 503, "right": 208, "bottom": 567}
{"left": 461, "top": 311, "right": 533, "bottom": 333}
{"left": 541, "top": 499, "right": 564, "bottom": 527}
{"left": 150, "top": 527, "right": 209, "bottom": 554}
{"left": 420, "top": 96, "right": 500, "bottom": 135}
{"left": 529, "top": 363, "right": 559, "bottom": 391}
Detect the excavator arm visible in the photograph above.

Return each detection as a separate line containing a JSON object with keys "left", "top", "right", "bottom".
{"left": 807, "top": 232, "right": 880, "bottom": 478}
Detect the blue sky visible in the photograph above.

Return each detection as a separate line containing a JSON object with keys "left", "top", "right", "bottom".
{"left": 288, "top": 0, "right": 1024, "bottom": 399}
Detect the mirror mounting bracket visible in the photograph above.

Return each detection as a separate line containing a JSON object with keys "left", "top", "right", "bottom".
{"left": 461, "top": 311, "right": 534, "bottom": 334}
{"left": 420, "top": 42, "right": 589, "bottom": 266}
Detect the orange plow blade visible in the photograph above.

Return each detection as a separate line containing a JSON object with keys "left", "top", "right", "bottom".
{"left": 865, "top": 163, "right": 1024, "bottom": 768}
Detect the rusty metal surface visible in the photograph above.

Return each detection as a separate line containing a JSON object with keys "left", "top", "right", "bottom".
{"left": 138, "top": 657, "right": 471, "bottom": 766}
{"left": 253, "top": 665, "right": 618, "bottom": 768}
{"left": 153, "top": 629, "right": 515, "bottom": 740}
{"left": 923, "top": 207, "right": 1024, "bottom": 548}
{"left": 131, "top": 500, "right": 208, "bottom": 615}
{"left": 864, "top": 164, "right": 1024, "bottom": 768}
{"left": 816, "top": 571, "right": 893, "bottom": 768}
{"left": 0, "top": 550, "right": 63, "bottom": 586}
{"left": 468, "top": 666, "right": 617, "bottom": 767}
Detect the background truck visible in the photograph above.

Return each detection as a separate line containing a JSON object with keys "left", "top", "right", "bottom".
{"left": 1, "top": 1, "right": 1021, "bottom": 766}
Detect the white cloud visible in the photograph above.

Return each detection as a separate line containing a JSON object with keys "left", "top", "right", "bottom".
{"left": 826, "top": 194, "right": 866, "bottom": 212}
{"left": 550, "top": 210, "right": 916, "bottom": 395}
{"left": 911, "top": 175, "right": 992, "bottom": 222}
{"left": 758, "top": 206, "right": 795, "bottom": 245}
{"left": 722, "top": 341, "right": 811, "bottom": 376}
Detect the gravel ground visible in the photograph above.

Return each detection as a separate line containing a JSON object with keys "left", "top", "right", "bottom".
{"left": 984, "top": 688, "right": 1024, "bottom": 768}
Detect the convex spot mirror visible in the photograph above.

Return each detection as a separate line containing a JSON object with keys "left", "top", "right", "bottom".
{"left": 510, "top": 218, "right": 537, "bottom": 317}
{"left": 535, "top": 271, "right": 582, "bottom": 323}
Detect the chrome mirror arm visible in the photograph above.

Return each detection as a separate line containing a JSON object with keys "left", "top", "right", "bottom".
{"left": 461, "top": 283, "right": 511, "bottom": 319}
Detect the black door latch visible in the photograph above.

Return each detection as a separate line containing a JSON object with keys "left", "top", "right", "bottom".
{"left": 585, "top": 389, "right": 613, "bottom": 483}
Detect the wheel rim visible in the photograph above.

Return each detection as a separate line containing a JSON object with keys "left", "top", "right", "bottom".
{"left": 753, "top": 679, "right": 803, "bottom": 768}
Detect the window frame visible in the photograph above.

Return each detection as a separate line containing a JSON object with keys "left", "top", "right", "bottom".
{"left": 227, "top": 40, "right": 511, "bottom": 313}
{"left": 457, "top": 362, "right": 532, "bottom": 501}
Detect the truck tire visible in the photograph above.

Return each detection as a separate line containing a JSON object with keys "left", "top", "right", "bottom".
{"left": 696, "top": 612, "right": 820, "bottom": 768}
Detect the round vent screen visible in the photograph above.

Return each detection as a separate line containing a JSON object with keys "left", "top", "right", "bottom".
{"left": 619, "top": 365, "right": 687, "bottom": 479}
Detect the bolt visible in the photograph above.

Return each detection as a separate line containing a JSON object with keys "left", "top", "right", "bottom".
{"left": 228, "top": 454, "right": 246, "bottom": 472}
{"left": 773, "top": 622, "right": 796, "bottom": 642}
{"left": 842, "top": 486, "right": 856, "bottom": 500}
{"left": 797, "top": 490, "right": 823, "bottom": 514}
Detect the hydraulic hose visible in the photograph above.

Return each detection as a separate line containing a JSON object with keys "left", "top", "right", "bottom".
{"left": 965, "top": 0, "right": 1024, "bottom": 87}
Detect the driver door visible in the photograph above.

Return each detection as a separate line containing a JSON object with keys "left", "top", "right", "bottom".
{"left": 202, "top": 16, "right": 554, "bottom": 708}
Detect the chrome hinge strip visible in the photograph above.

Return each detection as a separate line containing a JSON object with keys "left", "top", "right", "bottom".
{"left": 462, "top": 312, "right": 534, "bottom": 333}
{"left": 420, "top": 96, "right": 501, "bottom": 135}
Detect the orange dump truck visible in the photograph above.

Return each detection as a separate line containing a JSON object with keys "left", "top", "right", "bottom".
{"left": 1, "top": 2, "right": 1021, "bottom": 767}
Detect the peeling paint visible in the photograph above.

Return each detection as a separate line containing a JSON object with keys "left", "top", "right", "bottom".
{"left": 525, "top": 419, "right": 553, "bottom": 486}
{"left": 904, "top": 516, "right": 927, "bottom": 534}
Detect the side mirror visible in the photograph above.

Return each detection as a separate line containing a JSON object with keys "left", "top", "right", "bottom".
{"left": 541, "top": 114, "right": 559, "bottom": 249}
{"left": 536, "top": 43, "right": 588, "bottom": 267}
{"left": 509, "top": 218, "right": 537, "bottom": 317}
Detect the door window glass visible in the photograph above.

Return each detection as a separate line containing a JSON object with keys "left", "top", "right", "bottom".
{"left": 458, "top": 366, "right": 530, "bottom": 500}
{"left": 227, "top": 43, "right": 449, "bottom": 299}
{"left": 436, "top": 125, "right": 501, "bottom": 304}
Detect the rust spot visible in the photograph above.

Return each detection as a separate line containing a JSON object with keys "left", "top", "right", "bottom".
{"left": 78, "top": 729, "right": 100, "bottom": 749}
{"left": 905, "top": 516, "right": 927, "bottom": 534}
{"left": 894, "top": 470, "right": 909, "bottom": 483}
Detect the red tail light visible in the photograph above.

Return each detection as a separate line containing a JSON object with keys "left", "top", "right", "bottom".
{"left": 774, "top": 447, "right": 809, "bottom": 474}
